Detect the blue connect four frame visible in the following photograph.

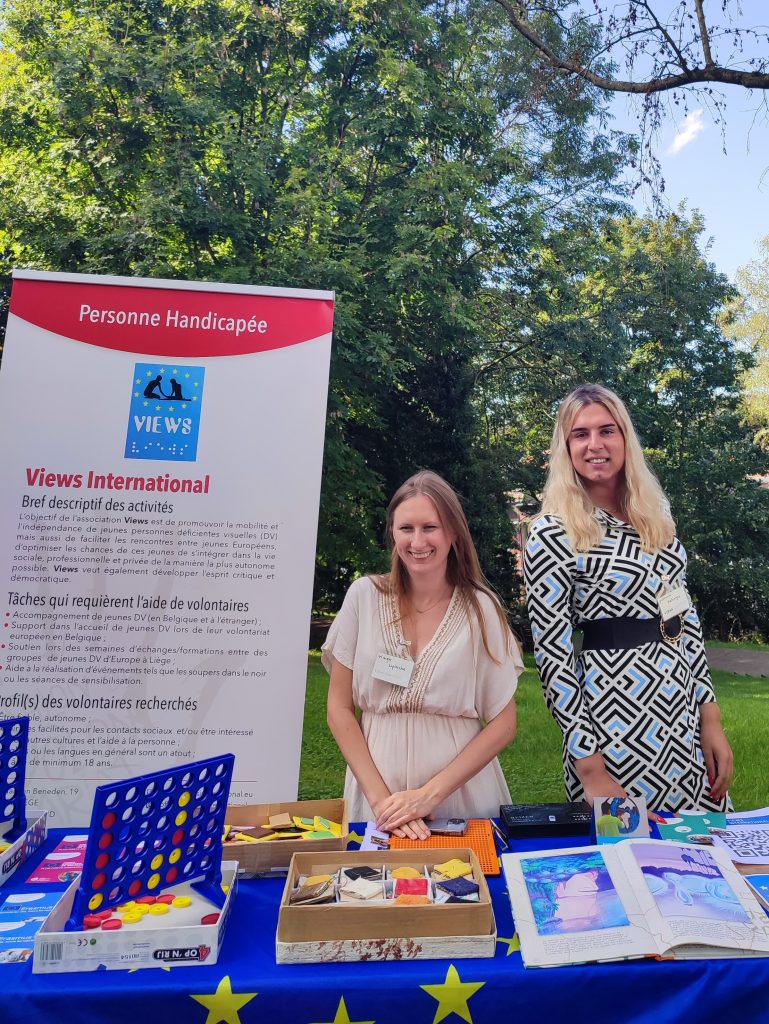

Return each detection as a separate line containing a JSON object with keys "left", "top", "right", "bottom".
{"left": 0, "top": 716, "right": 29, "bottom": 843}
{"left": 66, "top": 753, "right": 234, "bottom": 931}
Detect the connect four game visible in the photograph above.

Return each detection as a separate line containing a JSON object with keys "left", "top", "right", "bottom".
{"left": 0, "top": 716, "right": 29, "bottom": 843}
{"left": 66, "top": 753, "right": 234, "bottom": 932}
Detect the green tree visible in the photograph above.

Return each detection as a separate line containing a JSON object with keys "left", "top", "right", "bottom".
{"left": 481, "top": 208, "right": 769, "bottom": 638}
{"left": 728, "top": 237, "right": 769, "bottom": 447}
{"left": 0, "top": 0, "right": 628, "bottom": 609}
{"left": 604, "top": 214, "right": 769, "bottom": 640}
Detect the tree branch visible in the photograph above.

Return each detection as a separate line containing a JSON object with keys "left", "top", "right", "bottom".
{"left": 492, "top": 0, "right": 769, "bottom": 93}
{"left": 694, "top": 0, "right": 714, "bottom": 69}
{"left": 637, "top": 0, "right": 691, "bottom": 72}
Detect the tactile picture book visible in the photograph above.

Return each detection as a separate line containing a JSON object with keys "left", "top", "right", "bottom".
{"left": 502, "top": 839, "right": 769, "bottom": 968}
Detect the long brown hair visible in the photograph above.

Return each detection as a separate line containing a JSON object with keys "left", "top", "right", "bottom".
{"left": 372, "top": 470, "right": 513, "bottom": 662}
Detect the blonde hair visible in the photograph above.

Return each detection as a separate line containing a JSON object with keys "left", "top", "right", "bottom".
{"left": 541, "top": 384, "right": 675, "bottom": 552}
{"left": 372, "top": 470, "right": 512, "bottom": 663}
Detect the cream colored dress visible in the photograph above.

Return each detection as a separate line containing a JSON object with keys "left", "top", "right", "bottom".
{"left": 321, "top": 577, "right": 523, "bottom": 821}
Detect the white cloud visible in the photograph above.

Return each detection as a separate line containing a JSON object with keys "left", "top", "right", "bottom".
{"left": 667, "top": 109, "right": 705, "bottom": 155}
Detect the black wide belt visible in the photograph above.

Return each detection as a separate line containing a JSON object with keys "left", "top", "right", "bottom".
{"left": 580, "top": 615, "right": 682, "bottom": 651}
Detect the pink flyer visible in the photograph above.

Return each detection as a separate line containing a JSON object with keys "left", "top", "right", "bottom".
{"left": 26, "top": 835, "right": 88, "bottom": 884}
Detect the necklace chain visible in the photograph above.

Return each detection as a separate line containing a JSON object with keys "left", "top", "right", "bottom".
{"left": 411, "top": 588, "right": 452, "bottom": 615}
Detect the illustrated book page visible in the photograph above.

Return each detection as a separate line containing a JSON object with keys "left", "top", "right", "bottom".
{"left": 503, "top": 840, "right": 769, "bottom": 968}
{"left": 622, "top": 840, "right": 769, "bottom": 959}
{"left": 501, "top": 845, "right": 655, "bottom": 968}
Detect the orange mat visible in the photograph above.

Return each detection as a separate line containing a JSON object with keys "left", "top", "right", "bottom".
{"left": 389, "top": 818, "right": 500, "bottom": 875}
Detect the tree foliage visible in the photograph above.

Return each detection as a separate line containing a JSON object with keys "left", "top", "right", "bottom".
{"left": 483, "top": 208, "right": 769, "bottom": 639}
{"left": 727, "top": 236, "right": 769, "bottom": 444}
{"left": 0, "top": 0, "right": 628, "bottom": 609}
{"left": 0, "top": 1, "right": 765, "bottom": 636}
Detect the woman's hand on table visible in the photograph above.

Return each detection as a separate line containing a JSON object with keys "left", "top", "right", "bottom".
{"left": 390, "top": 818, "right": 432, "bottom": 840}
{"left": 375, "top": 788, "right": 437, "bottom": 839}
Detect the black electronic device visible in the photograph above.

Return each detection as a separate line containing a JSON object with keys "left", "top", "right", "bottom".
{"left": 499, "top": 802, "right": 592, "bottom": 839}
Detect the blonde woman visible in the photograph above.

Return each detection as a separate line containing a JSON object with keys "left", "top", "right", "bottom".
{"left": 524, "top": 384, "right": 732, "bottom": 812}
{"left": 324, "top": 470, "right": 522, "bottom": 839}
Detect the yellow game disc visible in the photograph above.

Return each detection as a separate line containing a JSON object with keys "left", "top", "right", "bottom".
{"left": 178, "top": 791, "right": 191, "bottom": 807}
{"left": 172, "top": 896, "right": 192, "bottom": 908}
{"left": 148, "top": 903, "right": 170, "bottom": 915}
{"left": 175, "top": 811, "right": 188, "bottom": 827}
{"left": 151, "top": 854, "right": 164, "bottom": 870}
{"left": 147, "top": 873, "right": 161, "bottom": 889}
{"left": 121, "top": 912, "right": 143, "bottom": 924}
{"left": 88, "top": 893, "right": 103, "bottom": 910}
{"left": 169, "top": 848, "right": 182, "bottom": 864}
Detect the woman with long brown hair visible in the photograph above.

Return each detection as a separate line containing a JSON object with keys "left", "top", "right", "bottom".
{"left": 525, "top": 384, "right": 732, "bottom": 811}
{"left": 324, "top": 470, "right": 522, "bottom": 839}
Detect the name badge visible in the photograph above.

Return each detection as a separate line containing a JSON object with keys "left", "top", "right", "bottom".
{"left": 373, "top": 652, "right": 414, "bottom": 688}
{"left": 657, "top": 584, "right": 691, "bottom": 621}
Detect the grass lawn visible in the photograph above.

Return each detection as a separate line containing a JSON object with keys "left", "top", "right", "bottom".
{"left": 298, "top": 653, "right": 769, "bottom": 812}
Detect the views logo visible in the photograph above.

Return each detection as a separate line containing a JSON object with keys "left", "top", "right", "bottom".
{"left": 125, "top": 363, "right": 206, "bottom": 462}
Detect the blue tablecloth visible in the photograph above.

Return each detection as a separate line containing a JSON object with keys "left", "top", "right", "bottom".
{"left": 2, "top": 828, "right": 768, "bottom": 1024}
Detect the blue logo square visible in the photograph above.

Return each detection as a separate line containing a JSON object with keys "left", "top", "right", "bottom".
{"left": 125, "top": 363, "right": 206, "bottom": 462}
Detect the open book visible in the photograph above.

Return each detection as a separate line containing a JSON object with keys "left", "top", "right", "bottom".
{"left": 502, "top": 840, "right": 769, "bottom": 968}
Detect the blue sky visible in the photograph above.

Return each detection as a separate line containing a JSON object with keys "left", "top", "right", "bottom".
{"left": 602, "top": 2, "right": 769, "bottom": 283}
{"left": 613, "top": 89, "right": 769, "bottom": 283}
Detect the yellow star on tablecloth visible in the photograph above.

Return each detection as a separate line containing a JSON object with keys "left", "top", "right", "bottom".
{"left": 310, "top": 995, "right": 374, "bottom": 1024}
{"left": 496, "top": 933, "right": 520, "bottom": 956}
{"left": 421, "top": 963, "right": 485, "bottom": 1024}
{"left": 190, "top": 975, "right": 257, "bottom": 1024}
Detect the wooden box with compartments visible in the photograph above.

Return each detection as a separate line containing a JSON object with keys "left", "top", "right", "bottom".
{"left": 276, "top": 847, "right": 495, "bottom": 963}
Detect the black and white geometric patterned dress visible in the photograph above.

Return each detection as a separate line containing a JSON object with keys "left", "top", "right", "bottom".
{"left": 524, "top": 509, "right": 725, "bottom": 813}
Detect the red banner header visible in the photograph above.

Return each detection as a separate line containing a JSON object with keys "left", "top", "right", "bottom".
{"left": 9, "top": 277, "right": 334, "bottom": 357}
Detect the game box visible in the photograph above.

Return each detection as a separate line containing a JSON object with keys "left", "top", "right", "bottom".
{"left": 33, "top": 862, "right": 237, "bottom": 973}
{"left": 225, "top": 798, "right": 348, "bottom": 874}
{"left": 0, "top": 812, "right": 48, "bottom": 886}
{"left": 276, "top": 848, "right": 495, "bottom": 963}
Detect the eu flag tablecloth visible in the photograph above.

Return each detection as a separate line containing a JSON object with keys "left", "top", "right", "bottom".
{"left": 2, "top": 827, "right": 768, "bottom": 1024}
